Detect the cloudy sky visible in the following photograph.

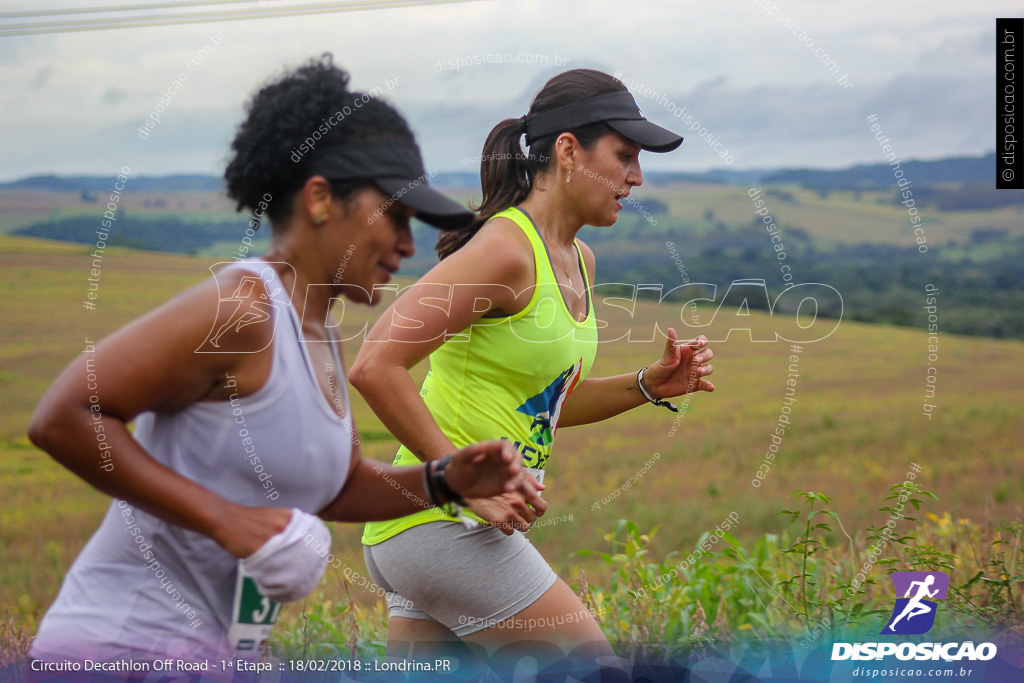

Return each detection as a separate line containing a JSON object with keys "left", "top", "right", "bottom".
{"left": 0, "top": 0, "right": 1012, "bottom": 182}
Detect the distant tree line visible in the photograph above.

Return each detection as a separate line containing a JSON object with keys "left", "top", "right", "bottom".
{"left": 14, "top": 214, "right": 257, "bottom": 254}
{"left": 762, "top": 153, "right": 999, "bottom": 190}
{"left": 581, "top": 212, "right": 1024, "bottom": 340}
{"left": 898, "top": 185, "right": 1024, "bottom": 211}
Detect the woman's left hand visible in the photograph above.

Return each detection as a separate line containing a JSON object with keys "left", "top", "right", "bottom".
{"left": 639, "top": 328, "right": 715, "bottom": 400}
{"left": 213, "top": 505, "right": 294, "bottom": 559}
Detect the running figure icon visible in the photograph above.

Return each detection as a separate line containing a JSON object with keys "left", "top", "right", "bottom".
{"left": 886, "top": 574, "right": 939, "bottom": 632}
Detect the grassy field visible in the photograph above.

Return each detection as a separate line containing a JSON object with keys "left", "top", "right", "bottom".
{"left": 2, "top": 233, "right": 1022, "bottom": 653}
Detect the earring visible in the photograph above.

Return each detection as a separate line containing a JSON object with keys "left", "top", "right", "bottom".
{"left": 566, "top": 167, "right": 572, "bottom": 184}
{"left": 314, "top": 215, "right": 326, "bottom": 225}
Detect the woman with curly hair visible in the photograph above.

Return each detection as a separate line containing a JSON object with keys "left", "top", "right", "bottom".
{"left": 27, "top": 55, "right": 540, "bottom": 666}
{"left": 353, "top": 68, "right": 715, "bottom": 669}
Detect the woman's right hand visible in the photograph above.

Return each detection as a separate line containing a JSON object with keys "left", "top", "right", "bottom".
{"left": 212, "top": 504, "right": 293, "bottom": 558}
{"left": 467, "top": 492, "right": 547, "bottom": 536}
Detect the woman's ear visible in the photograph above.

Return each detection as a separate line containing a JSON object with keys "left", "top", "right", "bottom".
{"left": 302, "top": 175, "right": 333, "bottom": 225}
{"left": 554, "top": 132, "right": 579, "bottom": 173}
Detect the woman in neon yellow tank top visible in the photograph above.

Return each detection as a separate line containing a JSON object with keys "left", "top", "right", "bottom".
{"left": 352, "top": 69, "right": 716, "bottom": 670}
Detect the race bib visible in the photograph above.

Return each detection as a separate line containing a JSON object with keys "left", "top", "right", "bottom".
{"left": 526, "top": 467, "right": 546, "bottom": 487}
{"left": 227, "top": 562, "right": 282, "bottom": 657}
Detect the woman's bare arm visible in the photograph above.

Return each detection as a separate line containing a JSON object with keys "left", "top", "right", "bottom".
{"left": 28, "top": 268, "right": 291, "bottom": 558}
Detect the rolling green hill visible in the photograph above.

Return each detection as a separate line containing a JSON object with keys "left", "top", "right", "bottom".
{"left": 6, "top": 161, "right": 1023, "bottom": 341}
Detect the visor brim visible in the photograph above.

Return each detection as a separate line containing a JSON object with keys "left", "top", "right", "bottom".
{"left": 375, "top": 177, "right": 475, "bottom": 230}
{"left": 606, "top": 119, "right": 684, "bottom": 153}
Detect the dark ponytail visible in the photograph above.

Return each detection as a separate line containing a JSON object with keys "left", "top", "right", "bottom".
{"left": 436, "top": 69, "right": 627, "bottom": 259}
{"left": 436, "top": 118, "right": 532, "bottom": 260}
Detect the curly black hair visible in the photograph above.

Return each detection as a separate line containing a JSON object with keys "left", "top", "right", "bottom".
{"left": 225, "top": 53, "right": 415, "bottom": 229}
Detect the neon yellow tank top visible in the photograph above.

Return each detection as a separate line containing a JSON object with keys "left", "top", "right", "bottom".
{"left": 362, "top": 207, "right": 598, "bottom": 544}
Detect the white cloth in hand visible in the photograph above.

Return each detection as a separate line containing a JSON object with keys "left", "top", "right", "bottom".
{"left": 240, "top": 508, "right": 331, "bottom": 602}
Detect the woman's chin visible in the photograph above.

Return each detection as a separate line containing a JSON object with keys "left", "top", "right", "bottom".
{"left": 338, "top": 285, "right": 374, "bottom": 306}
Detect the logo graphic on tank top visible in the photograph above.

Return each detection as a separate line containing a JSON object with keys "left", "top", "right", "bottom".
{"left": 516, "top": 359, "right": 583, "bottom": 448}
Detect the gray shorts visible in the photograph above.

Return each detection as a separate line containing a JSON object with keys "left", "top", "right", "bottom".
{"left": 362, "top": 521, "right": 557, "bottom": 637}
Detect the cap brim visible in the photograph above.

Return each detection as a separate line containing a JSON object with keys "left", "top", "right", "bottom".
{"left": 606, "top": 119, "right": 684, "bottom": 153}
{"left": 375, "top": 177, "right": 475, "bottom": 230}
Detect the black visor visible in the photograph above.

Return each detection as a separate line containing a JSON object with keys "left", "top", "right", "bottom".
{"left": 524, "top": 91, "right": 683, "bottom": 153}
{"left": 303, "top": 141, "right": 474, "bottom": 230}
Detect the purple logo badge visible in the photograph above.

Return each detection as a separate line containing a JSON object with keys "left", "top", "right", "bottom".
{"left": 882, "top": 571, "right": 949, "bottom": 635}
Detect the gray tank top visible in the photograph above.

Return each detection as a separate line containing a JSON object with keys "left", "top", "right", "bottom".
{"left": 31, "top": 260, "right": 353, "bottom": 662}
